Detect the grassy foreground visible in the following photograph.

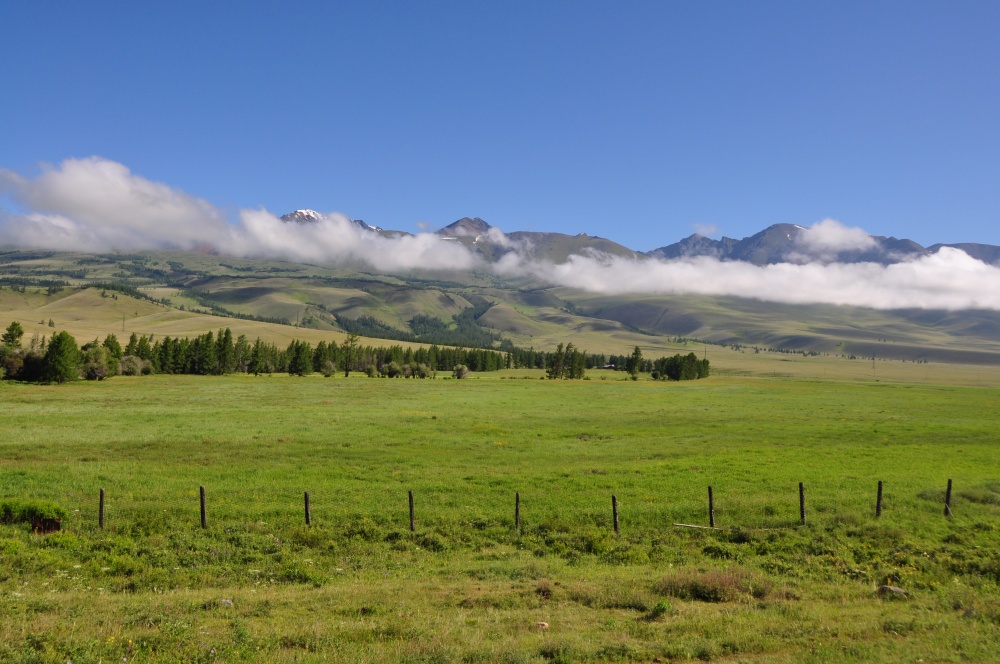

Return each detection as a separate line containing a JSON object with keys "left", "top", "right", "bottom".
{"left": 2, "top": 371, "right": 1000, "bottom": 662}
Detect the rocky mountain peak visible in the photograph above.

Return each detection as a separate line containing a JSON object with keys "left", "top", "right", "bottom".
{"left": 438, "top": 217, "right": 492, "bottom": 237}
{"left": 280, "top": 209, "right": 325, "bottom": 224}
{"left": 280, "top": 209, "right": 382, "bottom": 233}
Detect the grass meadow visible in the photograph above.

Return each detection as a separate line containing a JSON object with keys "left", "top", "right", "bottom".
{"left": 2, "top": 371, "right": 1000, "bottom": 662}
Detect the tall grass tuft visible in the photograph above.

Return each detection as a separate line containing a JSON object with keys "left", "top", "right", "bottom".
{"left": 653, "top": 567, "right": 773, "bottom": 602}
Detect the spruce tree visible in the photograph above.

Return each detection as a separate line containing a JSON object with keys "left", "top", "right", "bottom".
{"left": 2, "top": 321, "right": 24, "bottom": 348}
{"left": 626, "top": 346, "right": 643, "bottom": 380}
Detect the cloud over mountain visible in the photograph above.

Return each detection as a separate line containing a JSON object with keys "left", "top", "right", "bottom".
{"left": 0, "top": 157, "right": 477, "bottom": 272}
{"left": 499, "top": 248, "right": 1000, "bottom": 311}
{"left": 2, "top": 157, "right": 1000, "bottom": 312}
{"left": 224, "top": 208, "right": 477, "bottom": 272}
{"left": 788, "top": 218, "right": 877, "bottom": 263}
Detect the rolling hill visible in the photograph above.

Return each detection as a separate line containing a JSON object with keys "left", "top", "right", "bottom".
{"left": 3, "top": 246, "right": 1000, "bottom": 376}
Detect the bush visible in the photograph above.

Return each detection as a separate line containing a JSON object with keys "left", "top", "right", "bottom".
{"left": 81, "top": 340, "right": 111, "bottom": 380}
{"left": 83, "top": 361, "right": 108, "bottom": 380}
{"left": 119, "top": 355, "right": 150, "bottom": 376}
{"left": 0, "top": 499, "right": 68, "bottom": 525}
{"left": 81, "top": 340, "right": 116, "bottom": 379}
{"left": 1, "top": 346, "right": 23, "bottom": 379}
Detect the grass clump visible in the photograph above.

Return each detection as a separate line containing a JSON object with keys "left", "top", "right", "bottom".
{"left": 959, "top": 482, "right": 1000, "bottom": 506}
{"left": 643, "top": 599, "right": 674, "bottom": 620}
{"left": 0, "top": 498, "right": 66, "bottom": 525}
{"left": 653, "top": 567, "right": 773, "bottom": 602}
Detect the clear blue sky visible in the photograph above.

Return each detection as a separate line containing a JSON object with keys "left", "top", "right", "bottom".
{"left": 2, "top": 1, "right": 998, "bottom": 251}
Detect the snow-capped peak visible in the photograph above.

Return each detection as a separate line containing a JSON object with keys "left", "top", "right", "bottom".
{"left": 280, "top": 209, "right": 382, "bottom": 233}
{"left": 280, "top": 209, "right": 326, "bottom": 223}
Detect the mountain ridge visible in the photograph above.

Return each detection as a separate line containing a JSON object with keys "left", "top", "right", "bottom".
{"left": 645, "top": 223, "right": 996, "bottom": 266}
{"left": 288, "top": 211, "right": 999, "bottom": 267}
{"left": 280, "top": 209, "right": 383, "bottom": 233}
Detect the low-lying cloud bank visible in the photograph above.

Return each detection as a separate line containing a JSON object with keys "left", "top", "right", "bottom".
{"left": 2, "top": 157, "right": 999, "bottom": 311}
{"left": 497, "top": 249, "right": 1000, "bottom": 311}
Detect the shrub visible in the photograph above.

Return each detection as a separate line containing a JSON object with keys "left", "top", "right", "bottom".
{"left": 81, "top": 340, "right": 114, "bottom": 380}
{"left": 83, "top": 359, "right": 109, "bottom": 380}
{"left": 119, "top": 355, "right": 150, "bottom": 376}
{"left": 0, "top": 499, "right": 68, "bottom": 525}
{"left": 0, "top": 347, "right": 22, "bottom": 379}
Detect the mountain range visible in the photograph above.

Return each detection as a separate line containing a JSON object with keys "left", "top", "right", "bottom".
{"left": 4, "top": 220, "right": 1000, "bottom": 368}
{"left": 283, "top": 209, "right": 1000, "bottom": 267}
{"left": 646, "top": 224, "right": 1000, "bottom": 266}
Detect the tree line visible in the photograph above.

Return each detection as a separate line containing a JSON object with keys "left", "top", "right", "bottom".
{"left": 651, "top": 352, "right": 711, "bottom": 381}
{"left": 613, "top": 346, "right": 710, "bottom": 381}
{"left": 0, "top": 321, "right": 509, "bottom": 383}
{"left": 601, "top": 347, "right": 710, "bottom": 380}
{"left": 2, "top": 322, "right": 710, "bottom": 384}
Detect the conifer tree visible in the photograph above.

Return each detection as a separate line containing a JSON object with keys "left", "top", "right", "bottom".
{"left": 2, "top": 321, "right": 24, "bottom": 348}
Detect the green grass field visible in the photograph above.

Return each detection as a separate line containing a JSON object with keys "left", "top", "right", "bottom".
{"left": 2, "top": 372, "right": 1000, "bottom": 662}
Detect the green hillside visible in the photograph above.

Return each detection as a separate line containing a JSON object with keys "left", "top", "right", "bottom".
{"left": 4, "top": 248, "right": 1000, "bottom": 378}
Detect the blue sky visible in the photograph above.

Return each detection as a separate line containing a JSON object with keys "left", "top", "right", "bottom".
{"left": 2, "top": 1, "right": 998, "bottom": 251}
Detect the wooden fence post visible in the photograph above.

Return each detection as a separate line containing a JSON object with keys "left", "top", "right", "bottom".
{"left": 408, "top": 490, "right": 415, "bottom": 532}
{"left": 99, "top": 488, "right": 105, "bottom": 530}
{"left": 612, "top": 494, "right": 619, "bottom": 534}
{"left": 799, "top": 482, "right": 806, "bottom": 526}
{"left": 876, "top": 481, "right": 883, "bottom": 518}
{"left": 200, "top": 485, "right": 207, "bottom": 529}
{"left": 304, "top": 491, "right": 311, "bottom": 526}
{"left": 945, "top": 479, "right": 953, "bottom": 517}
{"left": 515, "top": 492, "right": 520, "bottom": 532}
{"left": 708, "top": 486, "right": 715, "bottom": 528}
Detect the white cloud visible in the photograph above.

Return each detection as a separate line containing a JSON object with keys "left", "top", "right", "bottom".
{"left": 484, "top": 226, "right": 515, "bottom": 248}
{"left": 0, "top": 157, "right": 481, "bottom": 272}
{"left": 0, "top": 157, "right": 228, "bottom": 251}
{"left": 789, "top": 218, "right": 877, "bottom": 262}
{"left": 497, "top": 248, "right": 1000, "bottom": 311}
{"left": 692, "top": 223, "right": 718, "bottom": 237}
{"left": 3, "top": 158, "right": 1000, "bottom": 311}
{"left": 222, "top": 209, "right": 479, "bottom": 272}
